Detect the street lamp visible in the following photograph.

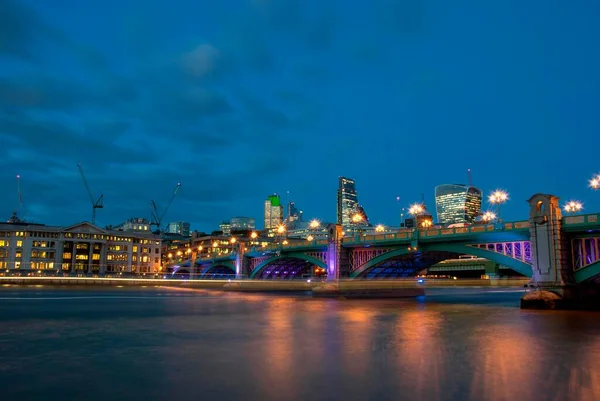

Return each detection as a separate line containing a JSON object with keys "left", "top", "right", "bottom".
{"left": 408, "top": 203, "right": 425, "bottom": 216}
{"left": 250, "top": 232, "right": 258, "bottom": 239}
{"left": 351, "top": 213, "right": 363, "bottom": 223}
{"left": 307, "top": 234, "right": 314, "bottom": 242}
{"left": 564, "top": 200, "right": 583, "bottom": 214}
{"left": 488, "top": 190, "right": 508, "bottom": 221}
{"left": 309, "top": 219, "right": 320, "bottom": 229}
{"left": 230, "top": 237, "right": 237, "bottom": 244}
{"left": 277, "top": 225, "right": 286, "bottom": 235}
{"left": 482, "top": 211, "right": 497, "bottom": 222}
{"left": 590, "top": 174, "right": 600, "bottom": 190}
{"left": 375, "top": 224, "right": 385, "bottom": 232}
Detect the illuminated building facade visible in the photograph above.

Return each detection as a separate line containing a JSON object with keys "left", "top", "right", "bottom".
{"left": 337, "top": 177, "right": 370, "bottom": 231}
{"left": 230, "top": 217, "right": 256, "bottom": 231}
{"left": 0, "top": 221, "right": 161, "bottom": 274}
{"left": 115, "top": 217, "right": 151, "bottom": 232}
{"left": 285, "top": 201, "right": 303, "bottom": 229}
{"left": 435, "top": 184, "right": 483, "bottom": 225}
{"left": 166, "top": 221, "right": 191, "bottom": 237}
{"left": 264, "top": 194, "right": 283, "bottom": 230}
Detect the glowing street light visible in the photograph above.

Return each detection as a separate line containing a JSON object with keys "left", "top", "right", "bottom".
{"left": 176, "top": 250, "right": 182, "bottom": 257}
{"left": 307, "top": 234, "right": 314, "bottom": 242}
{"left": 230, "top": 237, "right": 237, "bottom": 244}
{"left": 564, "top": 200, "right": 583, "bottom": 214}
{"left": 277, "top": 225, "right": 286, "bottom": 234}
{"left": 309, "top": 219, "right": 320, "bottom": 229}
{"left": 212, "top": 241, "right": 219, "bottom": 248}
{"left": 488, "top": 190, "right": 508, "bottom": 221}
{"left": 488, "top": 190, "right": 508, "bottom": 204}
{"left": 197, "top": 246, "right": 203, "bottom": 251}
{"left": 375, "top": 224, "right": 385, "bottom": 232}
{"left": 250, "top": 232, "right": 258, "bottom": 239}
{"left": 590, "top": 174, "right": 600, "bottom": 190}
{"left": 482, "top": 211, "right": 497, "bottom": 222}
{"left": 167, "top": 253, "right": 173, "bottom": 258}
{"left": 421, "top": 220, "right": 432, "bottom": 228}
{"left": 351, "top": 213, "right": 364, "bottom": 223}
{"left": 408, "top": 203, "right": 425, "bottom": 216}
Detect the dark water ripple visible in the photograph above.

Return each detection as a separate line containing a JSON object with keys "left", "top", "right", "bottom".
{"left": 1, "top": 286, "right": 599, "bottom": 401}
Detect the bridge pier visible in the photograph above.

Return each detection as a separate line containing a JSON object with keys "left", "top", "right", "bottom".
{"left": 326, "top": 224, "right": 346, "bottom": 281}
{"left": 235, "top": 241, "right": 246, "bottom": 279}
{"left": 522, "top": 194, "right": 597, "bottom": 309}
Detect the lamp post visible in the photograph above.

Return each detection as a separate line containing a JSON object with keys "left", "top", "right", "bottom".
{"left": 488, "top": 190, "right": 508, "bottom": 222}
{"left": 408, "top": 203, "right": 425, "bottom": 228}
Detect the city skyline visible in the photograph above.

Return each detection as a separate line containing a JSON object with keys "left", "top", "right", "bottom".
{"left": 1, "top": 0, "right": 599, "bottom": 232}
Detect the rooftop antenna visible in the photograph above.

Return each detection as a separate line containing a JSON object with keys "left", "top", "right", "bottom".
{"left": 467, "top": 168, "right": 473, "bottom": 187}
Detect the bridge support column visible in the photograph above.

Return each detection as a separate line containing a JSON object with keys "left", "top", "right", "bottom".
{"left": 522, "top": 194, "right": 574, "bottom": 309}
{"left": 235, "top": 241, "right": 246, "bottom": 279}
{"left": 326, "top": 224, "right": 347, "bottom": 281}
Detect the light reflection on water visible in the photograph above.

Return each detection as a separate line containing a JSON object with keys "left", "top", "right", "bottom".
{"left": 1, "top": 287, "right": 600, "bottom": 401}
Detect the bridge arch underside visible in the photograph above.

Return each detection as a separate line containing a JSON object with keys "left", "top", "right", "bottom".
{"left": 200, "top": 264, "right": 235, "bottom": 279}
{"left": 350, "top": 245, "right": 532, "bottom": 279}
{"left": 252, "top": 256, "right": 326, "bottom": 279}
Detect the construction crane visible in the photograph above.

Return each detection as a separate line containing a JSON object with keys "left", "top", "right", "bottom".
{"left": 77, "top": 164, "right": 104, "bottom": 225}
{"left": 150, "top": 183, "right": 181, "bottom": 233}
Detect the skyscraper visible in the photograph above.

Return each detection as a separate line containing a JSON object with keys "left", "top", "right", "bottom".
{"left": 285, "top": 201, "right": 303, "bottom": 229}
{"left": 264, "top": 194, "right": 283, "bottom": 230}
{"left": 337, "top": 177, "right": 370, "bottom": 230}
{"left": 435, "top": 184, "right": 482, "bottom": 225}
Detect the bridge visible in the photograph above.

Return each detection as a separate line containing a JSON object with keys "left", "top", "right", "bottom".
{"left": 177, "top": 194, "right": 600, "bottom": 292}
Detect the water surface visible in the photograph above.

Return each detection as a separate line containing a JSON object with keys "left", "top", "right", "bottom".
{"left": 1, "top": 286, "right": 599, "bottom": 401}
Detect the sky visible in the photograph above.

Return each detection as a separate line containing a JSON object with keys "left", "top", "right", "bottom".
{"left": 1, "top": 0, "right": 599, "bottom": 232}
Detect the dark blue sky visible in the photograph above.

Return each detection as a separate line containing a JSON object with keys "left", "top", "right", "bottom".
{"left": 1, "top": 0, "right": 599, "bottom": 231}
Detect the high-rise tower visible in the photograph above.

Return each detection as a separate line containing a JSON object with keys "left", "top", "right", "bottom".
{"left": 435, "top": 184, "right": 482, "bottom": 225}
{"left": 264, "top": 194, "right": 283, "bottom": 230}
{"left": 337, "top": 177, "right": 370, "bottom": 230}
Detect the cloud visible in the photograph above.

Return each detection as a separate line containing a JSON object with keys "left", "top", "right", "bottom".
{"left": 0, "top": 1, "right": 326, "bottom": 231}
{"left": 181, "top": 44, "right": 220, "bottom": 78}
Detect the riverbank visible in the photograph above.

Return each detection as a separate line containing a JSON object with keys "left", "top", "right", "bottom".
{"left": 0, "top": 277, "right": 529, "bottom": 296}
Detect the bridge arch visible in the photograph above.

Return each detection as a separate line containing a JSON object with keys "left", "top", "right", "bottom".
{"left": 574, "top": 260, "right": 600, "bottom": 283}
{"left": 249, "top": 252, "right": 327, "bottom": 279}
{"left": 199, "top": 261, "right": 236, "bottom": 278}
{"left": 349, "top": 243, "right": 532, "bottom": 278}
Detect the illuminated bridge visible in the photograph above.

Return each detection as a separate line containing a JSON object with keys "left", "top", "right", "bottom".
{"left": 179, "top": 194, "right": 600, "bottom": 289}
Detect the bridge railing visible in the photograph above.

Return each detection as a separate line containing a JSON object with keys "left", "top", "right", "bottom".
{"left": 562, "top": 213, "right": 600, "bottom": 227}
{"left": 343, "top": 220, "right": 530, "bottom": 244}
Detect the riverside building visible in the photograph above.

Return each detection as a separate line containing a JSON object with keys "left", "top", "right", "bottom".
{"left": 0, "top": 218, "right": 161, "bottom": 274}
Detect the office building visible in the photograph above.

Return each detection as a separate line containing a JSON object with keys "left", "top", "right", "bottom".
{"left": 285, "top": 201, "right": 303, "bottom": 229}
{"left": 114, "top": 217, "right": 152, "bottom": 232}
{"left": 435, "top": 184, "right": 483, "bottom": 225}
{"left": 0, "top": 220, "right": 161, "bottom": 274}
{"left": 219, "top": 221, "right": 231, "bottom": 236}
{"left": 167, "top": 221, "right": 191, "bottom": 237}
{"left": 230, "top": 217, "right": 256, "bottom": 231}
{"left": 337, "top": 177, "right": 370, "bottom": 230}
{"left": 264, "top": 194, "right": 283, "bottom": 230}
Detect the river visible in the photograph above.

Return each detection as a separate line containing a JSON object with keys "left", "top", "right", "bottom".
{"left": 0, "top": 286, "right": 599, "bottom": 401}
